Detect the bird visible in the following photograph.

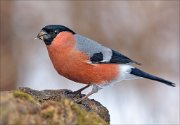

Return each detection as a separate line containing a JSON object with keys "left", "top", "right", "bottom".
{"left": 36, "top": 25, "right": 175, "bottom": 103}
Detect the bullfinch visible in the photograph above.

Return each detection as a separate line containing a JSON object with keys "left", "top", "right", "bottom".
{"left": 37, "top": 25, "right": 175, "bottom": 102}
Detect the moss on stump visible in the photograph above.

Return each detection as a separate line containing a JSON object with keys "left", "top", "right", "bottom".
{"left": 0, "top": 87, "right": 110, "bottom": 125}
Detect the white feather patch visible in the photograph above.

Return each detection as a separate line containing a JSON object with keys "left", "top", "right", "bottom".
{"left": 119, "top": 64, "right": 139, "bottom": 80}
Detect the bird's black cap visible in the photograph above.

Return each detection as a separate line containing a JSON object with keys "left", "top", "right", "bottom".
{"left": 42, "top": 25, "right": 75, "bottom": 35}
{"left": 37, "top": 25, "right": 75, "bottom": 45}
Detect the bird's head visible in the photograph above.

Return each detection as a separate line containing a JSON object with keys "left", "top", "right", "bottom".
{"left": 37, "top": 25, "right": 75, "bottom": 45}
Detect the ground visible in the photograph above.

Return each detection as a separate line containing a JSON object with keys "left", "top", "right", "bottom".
{"left": 0, "top": 87, "right": 110, "bottom": 125}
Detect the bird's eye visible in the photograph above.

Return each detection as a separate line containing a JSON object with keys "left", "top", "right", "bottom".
{"left": 54, "top": 30, "right": 58, "bottom": 34}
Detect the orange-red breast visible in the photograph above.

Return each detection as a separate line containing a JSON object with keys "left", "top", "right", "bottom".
{"left": 37, "top": 25, "right": 175, "bottom": 102}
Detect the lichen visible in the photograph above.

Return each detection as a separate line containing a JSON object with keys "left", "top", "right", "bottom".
{"left": 41, "top": 103, "right": 55, "bottom": 119}
{"left": 66, "top": 99, "right": 108, "bottom": 125}
{"left": 13, "top": 90, "right": 36, "bottom": 103}
{"left": 1, "top": 88, "right": 109, "bottom": 125}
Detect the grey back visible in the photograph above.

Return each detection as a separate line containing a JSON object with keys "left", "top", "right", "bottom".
{"left": 74, "top": 34, "right": 112, "bottom": 63}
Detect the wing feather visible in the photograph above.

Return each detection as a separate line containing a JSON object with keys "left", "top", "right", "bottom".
{"left": 74, "top": 34, "right": 140, "bottom": 65}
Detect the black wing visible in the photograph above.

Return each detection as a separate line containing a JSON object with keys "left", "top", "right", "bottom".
{"left": 90, "top": 50, "right": 141, "bottom": 65}
{"left": 90, "top": 52, "right": 103, "bottom": 63}
{"left": 109, "top": 50, "right": 141, "bottom": 65}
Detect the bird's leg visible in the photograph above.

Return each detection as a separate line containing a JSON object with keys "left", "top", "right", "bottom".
{"left": 73, "top": 84, "right": 91, "bottom": 97}
{"left": 76, "top": 85, "right": 101, "bottom": 103}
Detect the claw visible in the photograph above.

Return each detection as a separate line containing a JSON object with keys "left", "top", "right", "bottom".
{"left": 75, "top": 98, "right": 84, "bottom": 104}
{"left": 72, "top": 85, "right": 91, "bottom": 98}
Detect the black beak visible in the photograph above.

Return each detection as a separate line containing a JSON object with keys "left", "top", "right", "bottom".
{"left": 37, "top": 30, "right": 47, "bottom": 40}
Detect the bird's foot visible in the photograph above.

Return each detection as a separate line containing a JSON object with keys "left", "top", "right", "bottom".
{"left": 72, "top": 85, "right": 91, "bottom": 98}
{"left": 75, "top": 97, "right": 86, "bottom": 104}
{"left": 72, "top": 90, "right": 82, "bottom": 98}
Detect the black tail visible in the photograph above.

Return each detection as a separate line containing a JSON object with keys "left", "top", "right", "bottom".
{"left": 130, "top": 68, "right": 175, "bottom": 87}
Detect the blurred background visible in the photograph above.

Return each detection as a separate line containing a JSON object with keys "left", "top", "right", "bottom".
{"left": 0, "top": 1, "right": 179, "bottom": 124}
